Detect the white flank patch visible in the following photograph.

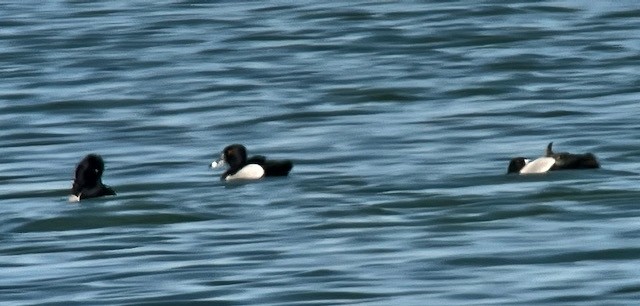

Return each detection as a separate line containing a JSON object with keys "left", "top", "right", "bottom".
{"left": 68, "top": 194, "right": 81, "bottom": 203}
{"left": 520, "top": 157, "right": 556, "bottom": 174}
{"left": 225, "top": 164, "right": 265, "bottom": 181}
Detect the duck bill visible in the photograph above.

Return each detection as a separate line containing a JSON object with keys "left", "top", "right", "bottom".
{"left": 210, "top": 157, "right": 226, "bottom": 169}
{"left": 68, "top": 194, "right": 81, "bottom": 202}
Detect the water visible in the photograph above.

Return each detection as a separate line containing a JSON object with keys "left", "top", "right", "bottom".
{"left": 1, "top": 1, "right": 640, "bottom": 305}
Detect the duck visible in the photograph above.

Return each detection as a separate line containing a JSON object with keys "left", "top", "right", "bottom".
{"left": 210, "top": 144, "right": 293, "bottom": 181}
{"left": 507, "top": 142, "right": 600, "bottom": 174}
{"left": 70, "top": 154, "right": 116, "bottom": 201}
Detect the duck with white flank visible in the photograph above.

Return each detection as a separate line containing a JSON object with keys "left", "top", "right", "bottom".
{"left": 210, "top": 144, "right": 293, "bottom": 181}
{"left": 508, "top": 142, "right": 600, "bottom": 174}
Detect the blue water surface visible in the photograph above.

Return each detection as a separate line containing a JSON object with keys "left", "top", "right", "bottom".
{"left": 1, "top": 1, "right": 640, "bottom": 305}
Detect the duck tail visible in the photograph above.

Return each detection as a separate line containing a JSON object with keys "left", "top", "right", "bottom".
{"left": 546, "top": 142, "right": 554, "bottom": 156}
